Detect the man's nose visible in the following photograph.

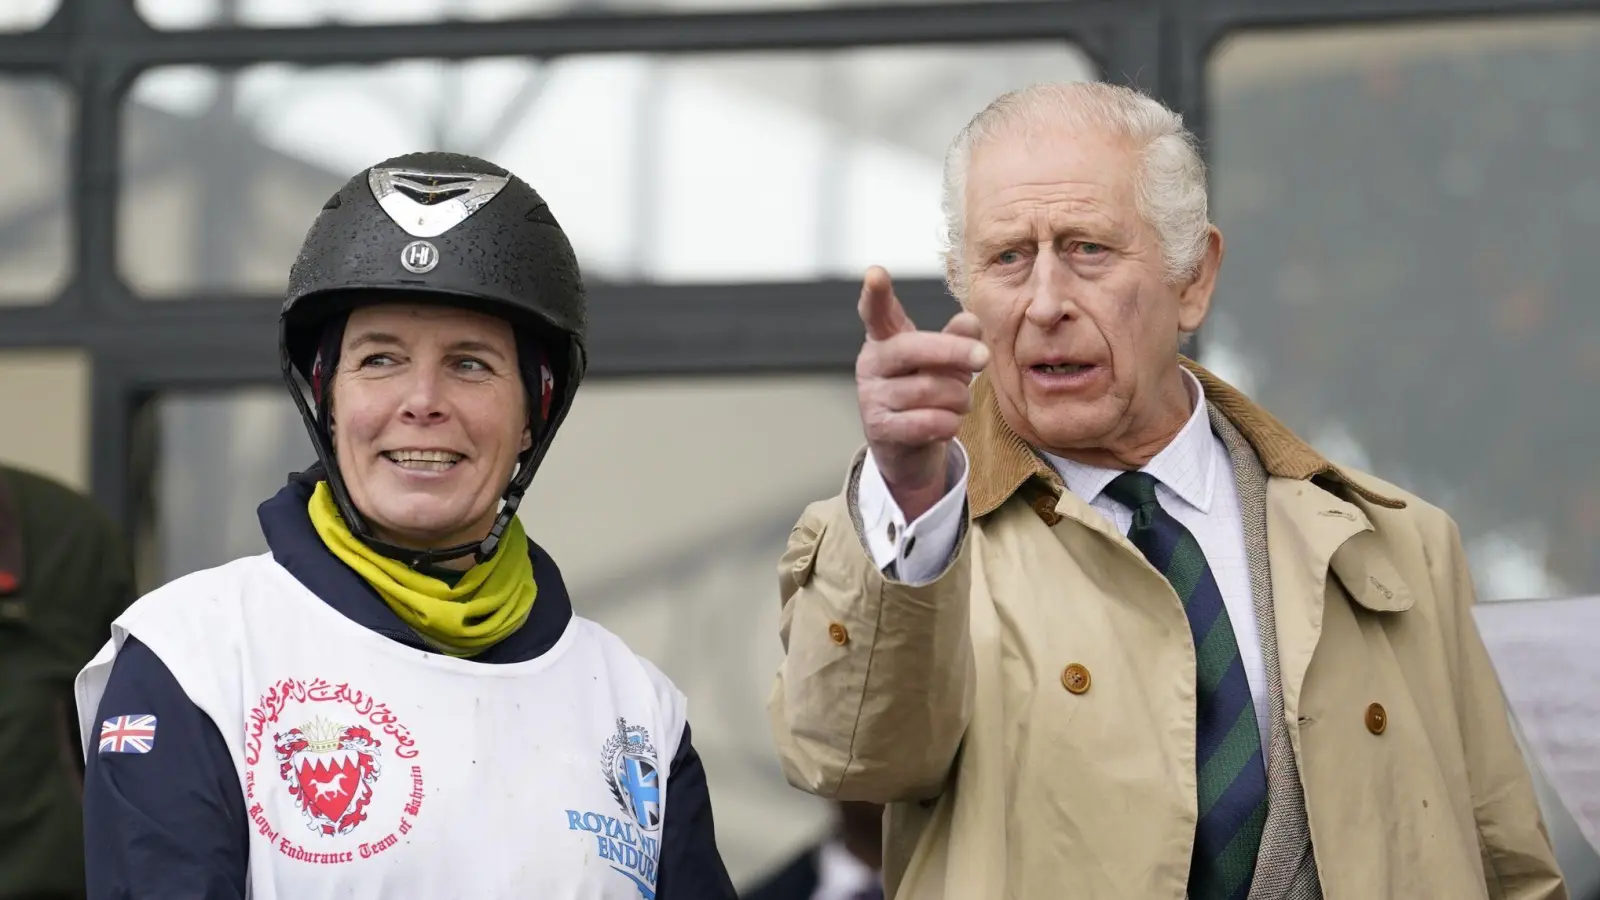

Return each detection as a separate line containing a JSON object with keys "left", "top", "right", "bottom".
{"left": 1023, "top": 250, "right": 1079, "bottom": 327}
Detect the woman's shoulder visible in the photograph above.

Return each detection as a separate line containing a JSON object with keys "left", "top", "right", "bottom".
{"left": 567, "top": 617, "right": 685, "bottom": 701}
{"left": 121, "top": 553, "right": 291, "bottom": 626}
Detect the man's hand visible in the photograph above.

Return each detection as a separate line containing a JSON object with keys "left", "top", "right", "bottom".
{"left": 855, "top": 266, "right": 988, "bottom": 521}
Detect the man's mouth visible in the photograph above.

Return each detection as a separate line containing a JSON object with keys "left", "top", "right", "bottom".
{"left": 383, "top": 450, "right": 463, "bottom": 472}
{"left": 1033, "top": 363, "right": 1093, "bottom": 375}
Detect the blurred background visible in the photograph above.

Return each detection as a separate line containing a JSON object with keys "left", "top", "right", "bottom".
{"left": 0, "top": 0, "right": 1597, "bottom": 895}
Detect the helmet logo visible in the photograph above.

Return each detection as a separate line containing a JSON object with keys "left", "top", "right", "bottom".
{"left": 400, "top": 240, "right": 440, "bottom": 274}
{"left": 368, "top": 168, "right": 511, "bottom": 238}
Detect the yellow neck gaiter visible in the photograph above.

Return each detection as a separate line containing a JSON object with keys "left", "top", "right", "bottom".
{"left": 307, "top": 481, "right": 536, "bottom": 658}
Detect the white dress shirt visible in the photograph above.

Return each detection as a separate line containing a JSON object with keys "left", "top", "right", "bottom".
{"left": 855, "top": 369, "right": 1271, "bottom": 753}
{"left": 811, "top": 838, "right": 881, "bottom": 900}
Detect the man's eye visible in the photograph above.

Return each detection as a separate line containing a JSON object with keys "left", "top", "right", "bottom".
{"left": 996, "top": 250, "right": 1023, "bottom": 265}
{"left": 360, "top": 354, "right": 395, "bottom": 367}
{"left": 1075, "top": 242, "right": 1108, "bottom": 256}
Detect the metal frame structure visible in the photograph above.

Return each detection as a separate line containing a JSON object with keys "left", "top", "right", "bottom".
{"left": 0, "top": 0, "right": 1595, "bottom": 535}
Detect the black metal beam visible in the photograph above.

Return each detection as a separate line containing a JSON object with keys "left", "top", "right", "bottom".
{"left": 0, "top": 0, "right": 1129, "bottom": 71}
{"left": 0, "top": 278, "right": 954, "bottom": 375}
{"left": 1199, "top": 0, "right": 1598, "bottom": 27}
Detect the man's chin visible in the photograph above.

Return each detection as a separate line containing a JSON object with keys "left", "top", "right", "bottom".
{"left": 1025, "top": 407, "right": 1121, "bottom": 453}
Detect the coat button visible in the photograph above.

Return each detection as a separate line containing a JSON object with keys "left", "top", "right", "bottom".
{"left": 1365, "top": 702, "right": 1387, "bottom": 735}
{"left": 1032, "top": 495, "right": 1063, "bottom": 526}
{"left": 1061, "top": 663, "right": 1091, "bottom": 694}
{"left": 828, "top": 623, "right": 849, "bottom": 646}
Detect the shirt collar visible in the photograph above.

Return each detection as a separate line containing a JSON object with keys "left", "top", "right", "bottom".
{"left": 1044, "top": 367, "right": 1218, "bottom": 513}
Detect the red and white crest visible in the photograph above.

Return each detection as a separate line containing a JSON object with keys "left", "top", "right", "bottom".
{"left": 539, "top": 362, "right": 555, "bottom": 421}
{"left": 273, "top": 716, "right": 382, "bottom": 837}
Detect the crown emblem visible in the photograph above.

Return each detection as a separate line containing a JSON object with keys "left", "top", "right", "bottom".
{"left": 298, "top": 716, "right": 344, "bottom": 753}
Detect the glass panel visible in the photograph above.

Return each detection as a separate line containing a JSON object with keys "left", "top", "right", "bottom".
{"left": 120, "top": 45, "right": 1094, "bottom": 296}
{"left": 145, "top": 375, "right": 866, "bottom": 884}
{"left": 0, "top": 77, "right": 71, "bottom": 305}
{"left": 138, "top": 0, "right": 1048, "bottom": 29}
{"left": 0, "top": 350, "right": 89, "bottom": 491}
{"left": 0, "top": 0, "right": 56, "bottom": 31}
{"left": 1206, "top": 16, "right": 1600, "bottom": 603}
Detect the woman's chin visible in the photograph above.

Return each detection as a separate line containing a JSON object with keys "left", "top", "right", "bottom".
{"left": 366, "top": 509, "right": 487, "bottom": 552}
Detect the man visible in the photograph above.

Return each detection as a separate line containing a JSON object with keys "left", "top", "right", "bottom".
{"left": 0, "top": 463, "right": 135, "bottom": 899}
{"left": 767, "top": 82, "right": 1567, "bottom": 900}
{"left": 742, "top": 801, "right": 884, "bottom": 900}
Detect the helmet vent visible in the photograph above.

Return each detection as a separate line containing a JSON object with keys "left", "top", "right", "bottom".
{"left": 393, "top": 183, "right": 472, "bottom": 206}
{"left": 367, "top": 167, "right": 512, "bottom": 238}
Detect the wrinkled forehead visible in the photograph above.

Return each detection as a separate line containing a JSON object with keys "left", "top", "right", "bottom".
{"left": 963, "top": 123, "right": 1142, "bottom": 237}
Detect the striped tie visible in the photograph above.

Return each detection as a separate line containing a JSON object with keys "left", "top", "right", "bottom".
{"left": 1103, "top": 471, "right": 1267, "bottom": 900}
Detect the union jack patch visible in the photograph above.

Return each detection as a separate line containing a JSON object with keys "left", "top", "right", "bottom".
{"left": 99, "top": 714, "right": 158, "bottom": 754}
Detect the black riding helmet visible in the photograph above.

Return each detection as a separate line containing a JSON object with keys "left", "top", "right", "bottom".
{"left": 280, "top": 151, "right": 588, "bottom": 568}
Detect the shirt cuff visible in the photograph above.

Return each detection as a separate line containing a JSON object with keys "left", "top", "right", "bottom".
{"left": 853, "top": 440, "right": 970, "bottom": 586}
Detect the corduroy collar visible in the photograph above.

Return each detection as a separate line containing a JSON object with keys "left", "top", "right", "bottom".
{"left": 954, "top": 356, "right": 1407, "bottom": 518}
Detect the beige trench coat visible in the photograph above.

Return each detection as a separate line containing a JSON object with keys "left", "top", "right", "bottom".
{"left": 768, "top": 361, "right": 1566, "bottom": 900}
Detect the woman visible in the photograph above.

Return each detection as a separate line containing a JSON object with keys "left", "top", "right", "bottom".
{"left": 74, "top": 152, "right": 737, "bottom": 900}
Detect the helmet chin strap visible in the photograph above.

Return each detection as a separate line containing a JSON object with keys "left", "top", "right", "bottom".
{"left": 318, "top": 446, "right": 535, "bottom": 569}
{"left": 346, "top": 488, "right": 526, "bottom": 569}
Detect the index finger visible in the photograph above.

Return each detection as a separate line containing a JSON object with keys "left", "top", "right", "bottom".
{"left": 858, "top": 266, "right": 914, "bottom": 342}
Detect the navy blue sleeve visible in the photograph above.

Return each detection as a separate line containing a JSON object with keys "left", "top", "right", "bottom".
{"left": 84, "top": 636, "right": 248, "bottom": 900}
{"left": 655, "top": 721, "right": 737, "bottom": 900}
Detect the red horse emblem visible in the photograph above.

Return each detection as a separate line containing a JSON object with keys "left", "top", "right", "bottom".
{"left": 273, "top": 717, "right": 382, "bottom": 836}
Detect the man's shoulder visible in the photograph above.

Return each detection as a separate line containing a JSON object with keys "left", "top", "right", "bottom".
{"left": 1333, "top": 466, "right": 1455, "bottom": 531}
{"left": 1323, "top": 465, "right": 1468, "bottom": 577}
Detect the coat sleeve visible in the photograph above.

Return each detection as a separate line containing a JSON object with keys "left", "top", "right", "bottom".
{"left": 1440, "top": 520, "right": 1569, "bottom": 900}
{"left": 767, "top": 452, "right": 976, "bottom": 804}
{"left": 83, "top": 636, "right": 248, "bottom": 900}
{"left": 655, "top": 721, "right": 736, "bottom": 899}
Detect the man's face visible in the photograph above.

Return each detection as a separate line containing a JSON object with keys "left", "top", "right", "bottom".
{"left": 959, "top": 124, "right": 1221, "bottom": 466}
{"left": 953, "top": 122, "right": 1216, "bottom": 464}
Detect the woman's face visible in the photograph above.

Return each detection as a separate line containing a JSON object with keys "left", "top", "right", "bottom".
{"left": 329, "top": 302, "right": 530, "bottom": 552}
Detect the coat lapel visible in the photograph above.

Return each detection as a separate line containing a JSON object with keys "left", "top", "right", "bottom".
{"left": 1211, "top": 409, "right": 1323, "bottom": 900}
{"left": 1265, "top": 481, "right": 1374, "bottom": 733}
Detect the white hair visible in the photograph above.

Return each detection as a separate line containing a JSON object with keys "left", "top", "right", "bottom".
{"left": 940, "top": 82, "right": 1210, "bottom": 299}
